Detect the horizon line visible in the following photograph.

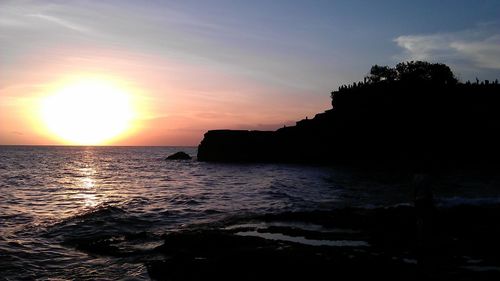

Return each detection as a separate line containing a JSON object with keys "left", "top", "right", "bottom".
{"left": 0, "top": 144, "right": 198, "bottom": 148}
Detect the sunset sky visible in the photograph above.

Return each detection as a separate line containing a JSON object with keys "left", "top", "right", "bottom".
{"left": 1, "top": 0, "right": 499, "bottom": 145}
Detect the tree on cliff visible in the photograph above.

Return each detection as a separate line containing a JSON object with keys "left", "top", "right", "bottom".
{"left": 367, "top": 61, "right": 458, "bottom": 85}
{"left": 395, "top": 61, "right": 457, "bottom": 85}
{"left": 368, "top": 65, "right": 397, "bottom": 82}
{"left": 332, "top": 61, "right": 459, "bottom": 106}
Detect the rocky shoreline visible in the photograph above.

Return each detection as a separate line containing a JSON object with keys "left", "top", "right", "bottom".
{"left": 146, "top": 205, "right": 500, "bottom": 280}
{"left": 61, "top": 204, "right": 500, "bottom": 280}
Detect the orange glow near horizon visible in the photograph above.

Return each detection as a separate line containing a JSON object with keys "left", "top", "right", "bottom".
{"left": 0, "top": 48, "right": 329, "bottom": 146}
{"left": 38, "top": 77, "right": 138, "bottom": 145}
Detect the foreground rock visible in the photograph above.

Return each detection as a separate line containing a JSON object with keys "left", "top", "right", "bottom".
{"left": 166, "top": 151, "right": 192, "bottom": 160}
{"left": 58, "top": 205, "right": 500, "bottom": 280}
{"left": 146, "top": 205, "right": 500, "bottom": 281}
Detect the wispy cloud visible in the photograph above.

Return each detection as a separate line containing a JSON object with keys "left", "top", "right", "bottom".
{"left": 394, "top": 23, "right": 500, "bottom": 74}
{"left": 0, "top": 1, "right": 90, "bottom": 33}
{"left": 0, "top": 0, "right": 337, "bottom": 92}
{"left": 449, "top": 35, "right": 500, "bottom": 69}
{"left": 394, "top": 34, "right": 453, "bottom": 61}
{"left": 27, "top": 13, "right": 90, "bottom": 33}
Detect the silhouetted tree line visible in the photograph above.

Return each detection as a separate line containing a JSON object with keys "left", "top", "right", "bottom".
{"left": 199, "top": 61, "right": 500, "bottom": 170}
{"left": 333, "top": 61, "right": 458, "bottom": 97}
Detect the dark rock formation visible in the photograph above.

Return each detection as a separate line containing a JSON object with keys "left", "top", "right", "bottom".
{"left": 197, "top": 130, "right": 277, "bottom": 162}
{"left": 166, "top": 151, "right": 192, "bottom": 160}
{"left": 197, "top": 113, "right": 336, "bottom": 163}
{"left": 55, "top": 203, "right": 500, "bottom": 280}
{"left": 146, "top": 205, "right": 500, "bottom": 281}
{"left": 198, "top": 62, "right": 500, "bottom": 170}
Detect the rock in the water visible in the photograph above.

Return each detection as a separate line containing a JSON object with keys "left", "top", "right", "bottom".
{"left": 166, "top": 151, "right": 192, "bottom": 160}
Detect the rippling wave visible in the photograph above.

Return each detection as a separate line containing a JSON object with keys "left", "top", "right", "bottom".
{"left": 1, "top": 146, "right": 500, "bottom": 279}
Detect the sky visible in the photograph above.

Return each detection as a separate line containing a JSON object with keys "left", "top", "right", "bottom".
{"left": 1, "top": 0, "right": 500, "bottom": 145}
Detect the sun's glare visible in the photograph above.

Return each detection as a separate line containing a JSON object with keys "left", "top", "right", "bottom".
{"left": 40, "top": 79, "right": 134, "bottom": 145}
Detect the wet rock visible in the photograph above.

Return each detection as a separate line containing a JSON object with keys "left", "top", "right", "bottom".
{"left": 147, "top": 229, "right": 404, "bottom": 281}
{"left": 166, "top": 151, "right": 192, "bottom": 160}
{"left": 146, "top": 206, "right": 500, "bottom": 281}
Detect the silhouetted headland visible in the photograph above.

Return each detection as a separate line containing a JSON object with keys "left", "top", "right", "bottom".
{"left": 198, "top": 61, "right": 500, "bottom": 170}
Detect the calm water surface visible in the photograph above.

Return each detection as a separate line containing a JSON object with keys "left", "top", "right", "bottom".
{"left": 1, "top": 146, "right": 499, "bottom": 280}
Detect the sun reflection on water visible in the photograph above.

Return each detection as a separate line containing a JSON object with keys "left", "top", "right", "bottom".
{"left": 72, "top": 151, "right": 102, "bottom": 208}
{"left": 75, "top": 192, "right": 100, "bottom": 208}
{"left": 80, "top": 176, "right": 95, "bottom": 189}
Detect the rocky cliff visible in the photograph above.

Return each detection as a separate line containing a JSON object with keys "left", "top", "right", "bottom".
{"left": 197, "top": 63, "right": 500, "bottom": 170}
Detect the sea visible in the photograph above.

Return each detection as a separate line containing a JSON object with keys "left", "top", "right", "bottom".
{"left": 1, "top": 146, "right": 500, "bottom": 280}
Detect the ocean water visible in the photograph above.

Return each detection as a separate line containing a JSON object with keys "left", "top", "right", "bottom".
{"left": 1, "top": 146, "right": 499, "bottom": 280}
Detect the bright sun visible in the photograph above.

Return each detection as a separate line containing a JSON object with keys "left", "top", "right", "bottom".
{"left": 40, "top": 79, "right": 134, "bottom": 145}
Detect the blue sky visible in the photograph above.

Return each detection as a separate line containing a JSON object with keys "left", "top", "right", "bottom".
{"left": 3, "top": 0, "right": 499, "bottom": 86}
{"left": 1, "top": 0, "right": 500, "bottom": 144}
{"left": 157, "top": 0, "right": 500, "bottom": 81}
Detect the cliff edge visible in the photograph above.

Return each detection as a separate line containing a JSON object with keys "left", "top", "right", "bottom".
{"left": 197, "top": 61, "right": 500, "bottom": 169}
